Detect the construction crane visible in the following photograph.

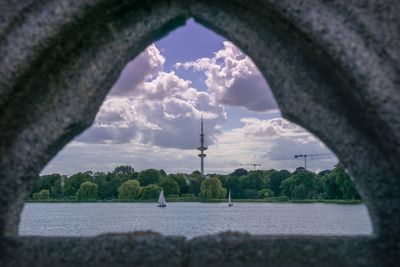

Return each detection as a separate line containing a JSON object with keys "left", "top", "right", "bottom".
{"left": 294, "top": 153, "right": 332, "bottom": 169}
{"left": 232, "top": 163, "right": 261, "bottom": 171}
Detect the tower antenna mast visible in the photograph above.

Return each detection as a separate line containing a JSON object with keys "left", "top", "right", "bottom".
{"left": 197, "top": 115, "right": 207, "bottom": 176}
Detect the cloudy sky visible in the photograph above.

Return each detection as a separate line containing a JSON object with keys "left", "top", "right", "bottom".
{"left": 42, "top": 19, "right": 337, "bottom": 175}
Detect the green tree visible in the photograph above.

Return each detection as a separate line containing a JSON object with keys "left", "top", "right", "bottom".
{"left": 159, "top": 177, "right": 180, "bottom": 197}
{"left": 107, "top": 172, "right": 131, "bottom": 199}
{"left": 322, "top": 170, "right": 342, "bottom": 199}
{"left": 293, "top": 184, "right": 308, "bottom": 199}
{"left": 226, "top": 175, "right": 243, "bottom": 198}
{"left": 230, "top": 168, "right": 248, "bottom": 177}
{"left": 240, "top": 171, "right": 267, "bottom": 191}
{"left": 117, "top": 180, "right": 141, "bottom": 200}
{"left": 40, "top": 174, "right": 60, "bottom": 189}
{"left": 31, "top": 174, "right": 62, "bottom": 198}
{"left": 169, "top": 174, "right": 189, "bottom": 195}
{"left": 92, "top": 172, "right": 109, "bottom": 199}
{"left": 318, "top": 170, "right": 331, "bottom": 176}
{"left": 243, "top": 189, "right": 259, "bottom": 199}
{"left": 280, "top": 170, "right": 318, "bottom": 199}
{"left": 64, "top": 172, "right": 91, "bottom": 197}
{"left": 138, "top": 169, "right": 160, "bottom": 186}
{"left": 191, "top": 170, "right": 201, "bottom": 176}
{"left": 269, "top": 170, "right": 291, "bottom": 196}
{"left": 76, "top": 181, "right": 98, "bottom": 201}
{"left": 49, "top": 178, "right": 63, "bottom": 198}
{"left": 262, "top": 169, "right": 277, "bottom": 179}
{"left": 159, "top": 169, "right": 167, "bottom": 177}
{"left": 188, "top": 172, "right": 204, "bottom": 196}
{"left": 32, "top": 189, "right": 50, "bottom": 200}
{"left": 113, "top": 165, "right": 138, "bottom": 178}
{"left": 200, "top": 177, "right": 227, "bottom": 199}
{"left": 314, "top": 175, "right": 325, "bottom": 199}
{"left": 141, "top": 184, "right": 162, "bottom": 200}
{"left": 300, "top": 171, "right": 316, "bottom": 193}
{"left": 258, "top": 188, "right": 273, "bottom": 198}
{"left": 281, "top": 177, "right": 295, "bottom": 198}
{"left": 333, "top": 164, "right": 359, "bottom": 199}
{"left": 215, "top": 175, "right": 228, "bottom": 190}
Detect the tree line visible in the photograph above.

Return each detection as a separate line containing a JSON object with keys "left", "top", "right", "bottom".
{"left": 30, "top": 164, "right": 360, "bottom": 201}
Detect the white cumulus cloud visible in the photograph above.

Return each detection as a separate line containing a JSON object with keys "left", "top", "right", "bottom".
{"left": 176, "top": 41, "right": 278, "bottom": 112}
{"left": 208, "top": 117, "right": 337, "bottom": 172}
{"left": 110, "top": 44, "right": 165, "bottom": 97}
{"left": 76, "top": 44, "right": 226, "bottom": 149}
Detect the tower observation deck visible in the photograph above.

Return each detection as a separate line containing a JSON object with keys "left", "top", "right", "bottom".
{"left": 197, "top": 116, "right": 207, "bottom": 176}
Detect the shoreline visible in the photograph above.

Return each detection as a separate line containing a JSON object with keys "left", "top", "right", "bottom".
{"left": 26, "top": 198, "right": 363, "bottom": 205}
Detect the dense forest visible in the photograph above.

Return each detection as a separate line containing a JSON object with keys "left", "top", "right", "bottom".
{"left": 30, "top": 164, "right": 360, "bottom": 202}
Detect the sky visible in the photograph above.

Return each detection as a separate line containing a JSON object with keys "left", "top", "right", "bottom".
{"left": 42, "top": 19, "right": 338, "bottom": 175}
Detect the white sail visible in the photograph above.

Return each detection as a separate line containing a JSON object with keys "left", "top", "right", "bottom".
{"left": 158, "top": 190, "right": 166, "bottom": 207}
{"left": 228, "top": 190, "right": 233, "bottom": 207}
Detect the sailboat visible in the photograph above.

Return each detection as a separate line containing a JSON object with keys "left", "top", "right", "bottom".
{"left": 157, "top": 190, "right": 166, "bottom": 207}
{"left": 228, "top": 190, "right": 233, "bottom": 207}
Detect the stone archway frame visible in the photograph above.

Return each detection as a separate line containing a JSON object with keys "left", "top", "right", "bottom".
{"left": 0, "top": 0, "right": 399, "bottom": 266}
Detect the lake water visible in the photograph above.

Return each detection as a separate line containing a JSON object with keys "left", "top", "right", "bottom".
{"left": 19, "top": 202, "right": 373, "bottom": 238}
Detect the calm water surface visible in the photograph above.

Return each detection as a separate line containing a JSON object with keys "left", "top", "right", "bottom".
{"left": 19, "top": 202, "right": 372, "bottom": 237}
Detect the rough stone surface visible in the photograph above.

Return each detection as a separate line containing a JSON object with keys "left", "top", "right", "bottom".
{"left": 188, "top": 233, "right": 375, "bottom": 267}
{"left": 0, "top": 0, "right": 399, "bottom": 266}
{"left": 0, "top": 233, "right": 187, "bottom": 267}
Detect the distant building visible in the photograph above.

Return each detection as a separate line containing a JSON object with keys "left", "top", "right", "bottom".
{"left": 197, "top": 116, "right": 207, "bottom": 176}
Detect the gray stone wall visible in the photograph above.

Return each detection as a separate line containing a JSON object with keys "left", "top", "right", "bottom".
{"left": 0, "top": 0, "right": 399, "bottom": 266}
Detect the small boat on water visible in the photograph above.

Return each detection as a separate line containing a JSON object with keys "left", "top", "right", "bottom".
{"left": 157, "top": 190, "right": 166, "bottom": 207}
{"left": 228, "top": 190, "right": 233, "bottom": 207}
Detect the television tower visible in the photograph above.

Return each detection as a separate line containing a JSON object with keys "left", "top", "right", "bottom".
{"left": 197, "top": 115, "right": 207, "bottom": 176}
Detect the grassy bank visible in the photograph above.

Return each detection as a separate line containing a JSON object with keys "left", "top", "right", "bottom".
{"left": 27, "top": 197, "right": 362, "bottom": 204}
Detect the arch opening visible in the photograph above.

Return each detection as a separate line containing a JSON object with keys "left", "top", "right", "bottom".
{"left": 1, "top": 1, "right": 399, "bottom": 266}
{"left": 19, "top": 19, "right": 372, "bottom": 238}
